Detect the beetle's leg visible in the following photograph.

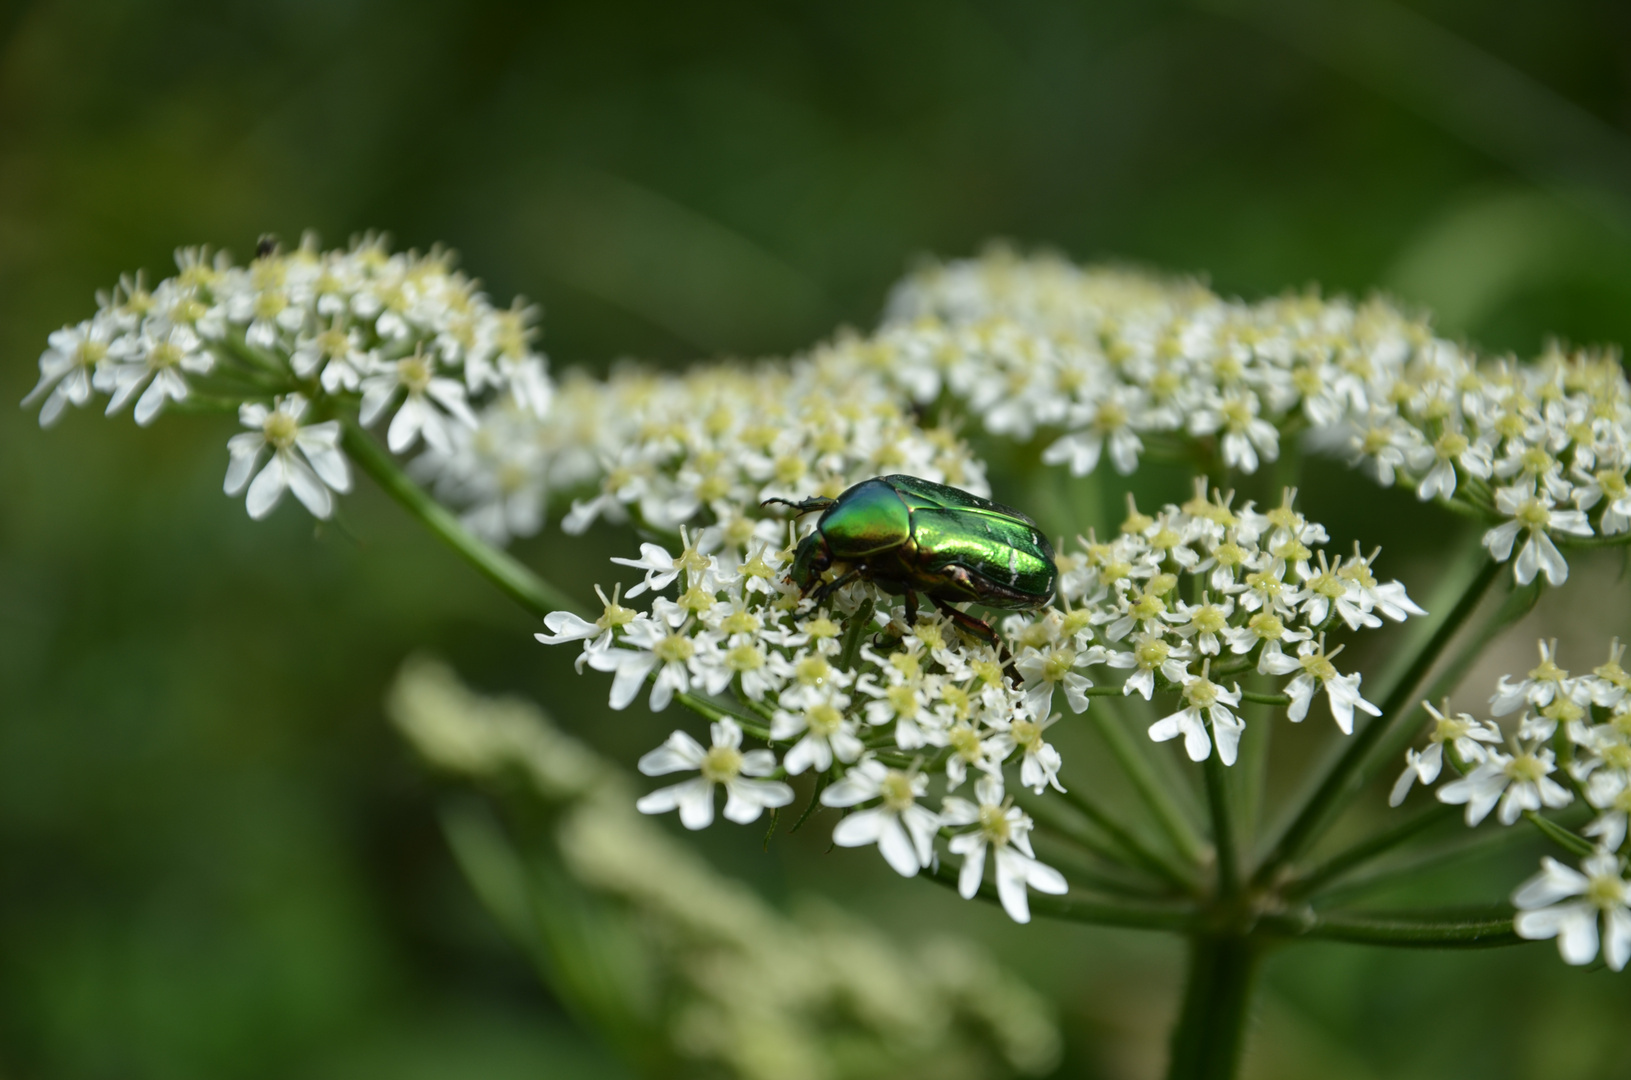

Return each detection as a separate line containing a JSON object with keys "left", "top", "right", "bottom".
{"left": 904, "top": 591, "right": 919, "bottom": 627}
{"left": 760, "top": 495, "right": 837, "bottom": 517}
{"left": 929, "top": 596, "right": 999, "bottom": 649}
{"left": 811, "top": 567, "right": 862, "bottom": 606}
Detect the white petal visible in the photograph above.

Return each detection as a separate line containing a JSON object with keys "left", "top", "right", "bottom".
{"left": 1512, "top": 857, "right": 1589, "bottom": 908}
{"left": 957, "top": 839, "right": 987, "bottom": 899}
{"left": 607, "top": 653, "right": 659, "bottom": 710}
{"left": 637, "top": 729, "right": 707, "bottom": 775}
{"left": 1557, "top": 905, "right": 1602, "bottom": 965}
{"left": 224, "top": 444, "right": 264, "bottom": 495}
{"left": 832, "top": 807, "right": 885, "bottom": 846}
{"left": 673, "top": 778, "right": 717, "bottom": 830}
{"left": 284, "top": 455, "right": 333, "bottom": 518}
{"left": 245, "top": 457, "right": 290, "bottom": 519}
{"left": 1603, "top": 906, "right": 1631, "bottom": 972}
{"left": 874, "top": 815, "right": 923, "bottom": 877}
{"left": 300, "top": 436, "right": 351, "bottom": 492}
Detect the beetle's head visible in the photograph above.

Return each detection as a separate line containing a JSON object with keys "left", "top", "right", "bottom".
{"left": 788, "top": 531, "right": 832, "bottom": 592}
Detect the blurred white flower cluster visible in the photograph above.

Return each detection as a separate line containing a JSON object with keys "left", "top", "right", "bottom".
{"left": 1391, "top": 638, "right": 1631, "bottom": 969}
{"left": 874, "top": 249, "right": 1631, "bottom": 584}
{"left": 538, "top": 484, "right": 1421, "bottom": 920}
{"left": 25, "top": 234, "right": 550, "bottom": 521}
{"left": 389, "top": 657, "right": 1062, "bottom": 1080}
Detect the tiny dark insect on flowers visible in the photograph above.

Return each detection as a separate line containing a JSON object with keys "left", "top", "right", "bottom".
{"left": 763, "top": 473, "right": 1058, "bottom": 644}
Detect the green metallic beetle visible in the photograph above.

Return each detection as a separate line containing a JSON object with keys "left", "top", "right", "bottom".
{"left": 762, "top": 474, "right": 1057, "bottom": 644}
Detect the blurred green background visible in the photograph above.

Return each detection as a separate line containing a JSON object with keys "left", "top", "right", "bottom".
{"left": 5, "top": 1, "right": 1631, "bottom": 1077}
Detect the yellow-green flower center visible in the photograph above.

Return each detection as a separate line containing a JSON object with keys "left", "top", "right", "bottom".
{"left": 654, "top": 633, "right": 694, "bottom": 664}
{"left": 880, "top": 771, "right": 916, "bottom": 812}
{"left": 700, "top": 745, "right": 742, "bottom": 783}
{"left": 806, "top": 702, "right": 844, "bottom": 737}
{"left": 262, "top": 411, "right": 299, "bottom": 449}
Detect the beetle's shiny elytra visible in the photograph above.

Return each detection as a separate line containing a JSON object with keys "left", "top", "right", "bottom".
{"left": 763, "top": 474, "right": 1057, "bottom": 643}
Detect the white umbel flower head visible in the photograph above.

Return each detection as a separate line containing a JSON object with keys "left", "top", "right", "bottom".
{"left": 224, "top": 394, "right": 351, "bottom": 519}
{"left": 635, "top": 718, "right": 793, "bottom": 830}
{"left": 1513, "top": 851, "right": 1631, "bottom": 971}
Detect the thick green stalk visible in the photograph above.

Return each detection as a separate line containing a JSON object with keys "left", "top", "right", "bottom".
{"left": 1165, "top": 935, "right": 1259, "bottom": 1080}
{"left": 343, "top": 422, "right": 580, "bottom": 618}
{"left": 1252, "top": 555, "right": 1505, "bottom": 886}
{"left": 1085, "top": 698, "right": 1206, "bottom": 863}
{"left": 1203, "top": 753, "right": 1240, "bottom": 899}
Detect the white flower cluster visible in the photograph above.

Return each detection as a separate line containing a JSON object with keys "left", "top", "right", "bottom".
{"left": 869, "top": 249, "right": 1631, "bottom": 586}
{"left": 548, "top": 364, "right": 990, "bottom": 537}
{"left": 24, "top": 234, "right": 551, "bottom": 522}
{"left": 405, "top": 347, "right": 994, "bottom": 546}
{"left": 1003, "top": 483, "right": 1422, "bottom": 764}
{"left": 538, "top": 481, "right": 1420, "bottom": 920}
{"left": 1390, "top": 638, "right": 1631, "bottom": 969}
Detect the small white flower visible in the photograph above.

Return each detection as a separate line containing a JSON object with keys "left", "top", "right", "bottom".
{"left": 941, "top": 776, "right": 1068, "bottom": 923}
{"left": 223, "top": 394, "right": 351, "bottom": 519}
{"left": 1482, "top": 483, "right": 1593, "bottom": 586}
{"left": 358, "top": 349, "right": 477, "bottom": 455}
{"left": 1388, "top": 701, "right": 1502, "bottom": 806}
{"left": 1513, "top": 851, "right": 1631, "bottom": 971}
{"left": 1490, "top": 639, "right": 1584, "bottom": 717}
{"left": 987, "top": 712, "right": 1066, "bottom": 794}
{"left": 1585, "top": 770, "right": 1631, "bottom": 851}
{"left": 770, "top": 690, "right": 864, "bottom": 775}
{"left": 821, "top": 759, "right": 941, "bottom": 877}
{"left": 609, "top": 526, "right": 718, "bottom": 598}
{"left": 101, "top": 320, "right": 213, "bottom": 426}
{"left": 1012, "top": 643, "right": 1099, "bottom": 716}
{"left": 1149, "top": 662, "right": 1244, "bottom": 764}
{"left": 1436, "top": 745, "right": 1573, "bottom": 826}
{"left": 585, "top": 616, "right": 713, "bottom": 712}
{"left": 635, "top": 718, "right": 793, "bottom": 830}
{"left": 534, "top": 584, "right": 638, "bottom": 655}
{"left": 1259, "top": 636, "right": 1379, "bottom": 735}
{"left": 23, "top": 319, "right": 118, "bottom": 427}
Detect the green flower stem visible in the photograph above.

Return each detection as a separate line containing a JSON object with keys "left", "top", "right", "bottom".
{"left": 924, "top": 861, "right": 1198, "bottom": 932}
{"left": 1236, "top": 689, "right": 1290, "bottom": 706}
{"left": 1258, "top": 909, "right": 1523, "bottom": 948}
{"left": 1251, "top": 554, "right": 1506, "bottom": 888}
{"left": 1310, "top": 822, "right": 1536, "bottom": 907}
{"left": 1525, "top": 810, "right": 1597, "bottom": 857}
{"left": 838, "top": 598, "right": 875, "bottom": 672}
{"left": 1284, "top": 803, "right": 1458, "bottom": 900}
{"left": 1165, "top": 935, "right": 1259, "bottom": 1080}
{"left": 1054, "top": 785, "right": 1201, "bottom": 894}
{"left": 343, "top": 420, "right": 761, "bottom": 738}
{"left": 1022, "top": 793, "right": 1190, "bottom": 890}
{"left": 1203, "top": 752, "right": 1240, "bottom": 900}
{"left": 1085, "top": 697, "right": 1206, "bottom": 864}
{"left": 343, "top": 421, "right": 581, "bottom": 618}
{"left": 1026, "top": 832, "right": 1181, "bottom": 899}
{"left": 1359, "top": 575, "right": 1543, "bottom": 797}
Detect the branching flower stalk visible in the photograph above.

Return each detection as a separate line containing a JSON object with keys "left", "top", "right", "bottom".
{"left": 27, "top": 238, "right": 1631, "bottom": 1080}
